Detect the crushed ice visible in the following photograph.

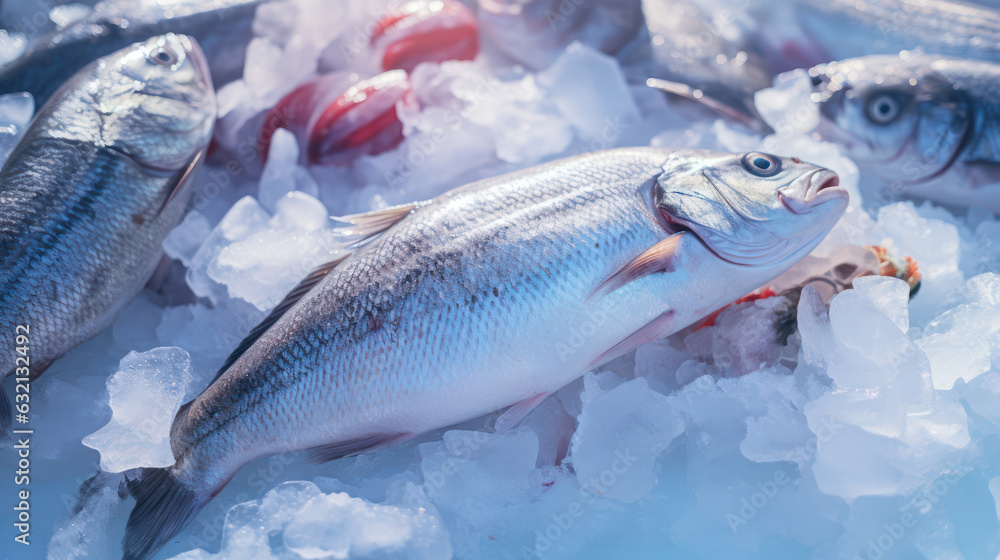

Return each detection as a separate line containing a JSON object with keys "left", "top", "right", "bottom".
{"left": 0, "top": 0, "right": 995, "bottom": 558}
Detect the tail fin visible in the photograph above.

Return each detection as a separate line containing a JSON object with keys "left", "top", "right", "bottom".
{"left": 0, "top": 378, "right": 12, "bottom": 443}
{"left": 122, "top": 467, "right": 208, "bottom": 560}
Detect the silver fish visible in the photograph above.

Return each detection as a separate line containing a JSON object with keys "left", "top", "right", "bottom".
{"left": 0, "top": 0, "right": 264, "bottom": 107}
{"left": 0, "top": 34, "right": 216, "bottom": 439}
{"left": 796, "top": 0, "right": 1000, "bottom": 63}
{"left": 476, "top": 0, "right": 646, "bottom": 70}
{"left": 118, "top": 147, "right": 847, "bottom": 560}
{"left": 638, "top": 0, "right": 773, "bottom": 131}
{"left": 809, "top": 53, "right": 1000, "bottom": 212}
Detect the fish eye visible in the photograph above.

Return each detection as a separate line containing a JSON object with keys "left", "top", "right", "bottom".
{"left": 149, "top": 45, "right": 179, "bottom": 67}
{"left": 866, "top": 93, "right": 902, "bottom": 125}
{"left": 741, "top": 152, "right": 781, "bottom": 177}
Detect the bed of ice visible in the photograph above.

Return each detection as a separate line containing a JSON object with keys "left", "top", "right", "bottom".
{"left": 1, "top": 1, "right": 999, "bottom": 559}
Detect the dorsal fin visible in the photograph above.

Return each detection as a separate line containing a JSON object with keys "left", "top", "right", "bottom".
{"left": 209, "top": 256, "right": 348, "bottom": 383}
{"left": 209, "top": 201, "right": 424, "bottom": 384}
{"left": 589, "top": 233, "right": 683, "bottom": 302}
{"left": 337, "top": 201, "right": 423, "bottom": 243}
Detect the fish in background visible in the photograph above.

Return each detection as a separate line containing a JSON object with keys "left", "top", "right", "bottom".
{"left": 475, "top": 0, "right": 646, "bottom": 71}
{"left": 637, "top": 0, "right": 773, "bottom": 132}
{"left": 475, "top": 0, "right": 772, "bottom": 130}
{"left": 794, "top": 0, "right": 1000, "bottom": 64}
{"left": 0, "top": 0, "right": 265, "bottom": 107}
{"left": 113, "top": 147, "right": 848, "bottom": 560}
{"left": 0, "top": 34, "right": 216, "bottom": 440}
{"left": 809, "top": 53, "right": 1000, "bottom": 213}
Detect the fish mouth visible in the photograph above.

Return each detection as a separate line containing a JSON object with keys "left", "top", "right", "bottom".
{"left": 780, "top": 169, "right": 846, "bottom": 214}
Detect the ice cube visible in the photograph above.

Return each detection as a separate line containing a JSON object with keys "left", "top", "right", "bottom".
{"left": 570, "top": 377, "right": 684, "bottom": 503}
{"left": 258, "top": 128, "right": 319, "bottom": 213}
{"left": 537, "top": 42, "right": 640, "bottom": 141}
{"left": 163, "top": 211, "right": 213, "bottom": 268}
{"left": 187, "top": 196, "right": 271, "bottom": 303}
{"left": 0, "top": 29, "right": 27, "bottom": 67}
{"left": 171, "top": 479, "right": 450, "bottom": 560}
{"left": 82, "top": 347, "right": 193, "bottom": 473}
{"left": 916, "top": 273, "right": 1000, "bottom": 389}
{"left": 754, "top": 70, "right": 819, "bottom": 135}
{"left": 208, "top": 192, "right": 342, "bottom": 310}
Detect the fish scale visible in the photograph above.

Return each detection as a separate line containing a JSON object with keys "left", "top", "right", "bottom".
{"left": 0, "top": 34, "right": 215, "bottom": 444}
{"left": 1, "top": 141, "right": 176, "bottom": 372}
{"left": 123, "top": 147, "right": 849, "bottom": 560}
{"left": 174, "top": 151, "right": 662, "bottom": 461}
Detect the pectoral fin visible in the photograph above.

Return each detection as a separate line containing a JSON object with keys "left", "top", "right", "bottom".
{"left": 156, "top": 150, "right": 204, "bottom": 216}
{"left": 337, "top": 201, "right": 424, "bottom": 243}
{"left": 494, "top": 392, "right": 549, "bottom": 433}
{"left": 589, "top": 233, "right": 683, "bottom": 302}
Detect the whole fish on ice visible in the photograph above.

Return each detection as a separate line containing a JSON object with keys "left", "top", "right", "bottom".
{"left": 809, "top": 53, "right": 1000, "bottom": 212}
{"left": 117, "top": 147, "right": 848, "bottom": 560}
{"left": 0, "top": 34, "right": 216, "bottom": 439}
{"left": 795, "top": 0, "right": 1000, "bottom": 64}
{"left": 0, "top": 0, "right": 264, "bottom": 107}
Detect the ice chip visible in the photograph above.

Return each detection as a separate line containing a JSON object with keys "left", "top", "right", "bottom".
{"left": 163, "top": 211, "right": 212, "bottom": 268}
{"left": 916, "top": 273, "right": 1000, "bottom": 389}
{"left": 82, "top": 348, "right": 193, "bottom": 473}
{"left": 208, "top": 192, "right": 344, "bottom": 310}
{"left": 829, "top": 281, "right": 910, "bottom": 359}
{"left": 0, "top": 29, "right": 27, "bottom": 67}
{"left": 851, "top": 275, "right": 910, "bottom": 333}
{"left": 754, "top": 70, "right": 820, "bottom": 135}
{"left": 187, "top": 196, "right": 271, "bottom": 302}
{"left": 741, "top": 398, "right": 813, "bottom": 464}
{"left": 173, "top": 480, "right": 449, "bottom": 560}
{"left": 537, "top": 42, "right": 640, "bottom": 141}
{"left": 47, "top": 474, "right": 124, "bottom": 560}
{"left": 258, "top": 128, "right": 320, "bottom": 212}
{"left": 283, "top": 492, "right": 420, "bottom": 558}
{"left": 570, "top": 377, "right": 684, "bottom": 503}
{"left": 810, "top": 421, "right": 905, "bottom": 502}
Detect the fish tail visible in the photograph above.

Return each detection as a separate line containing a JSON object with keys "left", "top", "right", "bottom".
{"left": 0, "top": 378, "right": 12, "bottom": 443}
{"left": 121, "top": 467, "right": 210, "bottom": 560}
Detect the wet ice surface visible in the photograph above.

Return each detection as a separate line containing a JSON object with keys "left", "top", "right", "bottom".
{"left": 0, "top": 0, "right": 997, "bottom": 559}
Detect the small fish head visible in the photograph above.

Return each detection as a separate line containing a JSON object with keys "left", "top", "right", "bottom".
{"left": 809, "top": 56, "right": 971, "bottom": 183}
{"left": 95, "top": 33, "right": 216, "bottom": 171}
{"left": 654, "top": 150, "right": 848, "bottom": 267}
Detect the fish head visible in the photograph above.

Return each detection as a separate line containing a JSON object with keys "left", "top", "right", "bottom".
{"left": 93, "top": 33, "right": 216, "bottom": 171}
{"left": 808, "top": 55, "right": 972, "bottom": 184}
{"left": 654, "top": 150, "right": 848, "bottom": 267}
